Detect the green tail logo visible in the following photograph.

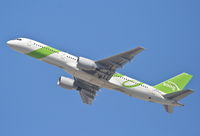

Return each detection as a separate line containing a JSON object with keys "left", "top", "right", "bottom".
{"left": 154, "top": 73, "right": 193, "bottom": 94}
{"left": 162, "top": 81, "right": 180, "bottom": 91}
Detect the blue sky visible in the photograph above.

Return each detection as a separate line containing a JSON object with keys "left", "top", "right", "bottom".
{"left": 1, "top": 0, "right": 200, "bottom": 136}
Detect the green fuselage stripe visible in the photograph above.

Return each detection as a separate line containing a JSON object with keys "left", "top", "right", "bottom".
{"left": 26, "top": 46, "right": 60, "bottom": 59}
{"left": 113, "top": 73, "right": 124, "bottom": 77}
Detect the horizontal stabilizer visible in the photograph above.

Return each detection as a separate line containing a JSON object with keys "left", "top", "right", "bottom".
{"left": 164, "top": 89, "right": 193, "bottom": 101}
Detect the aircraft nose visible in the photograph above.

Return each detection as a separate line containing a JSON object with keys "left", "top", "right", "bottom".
{"left": 6, "top": 40, "right": 15, "bottom": 46}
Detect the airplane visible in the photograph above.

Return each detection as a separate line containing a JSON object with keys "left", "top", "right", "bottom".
{"left": 6, "top": 38, "right": 194, "bottom": 113}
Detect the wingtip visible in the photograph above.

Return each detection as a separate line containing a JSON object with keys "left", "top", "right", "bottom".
{"left": 137, "top": 46, "right": 145, "bottom": 50}
{"left": 188, "top": 89, "right": 194, "bottom": 94}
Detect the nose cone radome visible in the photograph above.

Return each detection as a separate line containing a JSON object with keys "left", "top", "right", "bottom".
{"left": 7, "top": 39, "right": 32, "bottom": 54}
{"left": 6, "top": 40, "right": 16, "bottom": 47}
{"left": 6, "top": 40, "right": 24, "bottom": 53}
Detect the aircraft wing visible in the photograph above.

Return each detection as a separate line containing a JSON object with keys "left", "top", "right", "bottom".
{"left": 91, "top": 47, "right": 144, "bottom": 80}
{"left": 74, "top": 78, "right": 100, "bottom": 104}
{"left": 96, "top": 47, "right": 144, "bottom": 71}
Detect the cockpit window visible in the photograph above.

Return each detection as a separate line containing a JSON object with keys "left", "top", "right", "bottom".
{"left": 16, "top": 38, "right": 22, "bottom": 41}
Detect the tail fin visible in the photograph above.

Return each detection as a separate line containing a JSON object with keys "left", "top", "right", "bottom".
{"left": 163, "top": 105, "right": 174, "bottom": 113}
{"left": 154, "top": 73, "right": 193, "bottom": 94}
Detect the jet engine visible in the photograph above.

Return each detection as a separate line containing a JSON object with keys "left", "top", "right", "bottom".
{"left": 77, "top": 57, "right": 98, "bottom": 70}
{"left": 57, "top": 76, "right": 77, "bottom": 90}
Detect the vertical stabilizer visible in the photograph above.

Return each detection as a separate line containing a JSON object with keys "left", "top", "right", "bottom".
{"left": 163, "top": 105, "right": 174, "bottom": 113}
{"left": 154, "top": 73, "right": 193, "bottom": 94}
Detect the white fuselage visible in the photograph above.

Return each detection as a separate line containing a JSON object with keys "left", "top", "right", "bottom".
{"left": 7, "top": 38, "right": 178, "bottom": 106}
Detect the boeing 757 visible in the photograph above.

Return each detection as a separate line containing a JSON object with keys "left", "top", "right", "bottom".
{"left": 7, "top": 38, "right": 194, "bottom": 113}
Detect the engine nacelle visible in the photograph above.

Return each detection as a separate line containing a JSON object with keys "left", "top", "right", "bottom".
{"left": 77, "top": 57, "right": 98, "bottom": 70}
{"left": 57, "top": 76, "right": 77, "bottom": 90}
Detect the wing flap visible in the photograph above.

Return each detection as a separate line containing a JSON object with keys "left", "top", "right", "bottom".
{"left": 79, "top": 89, "right": 96, "bottom": 104}
{"left": 74, "top": 78, "right": 100, "bottom": 104}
